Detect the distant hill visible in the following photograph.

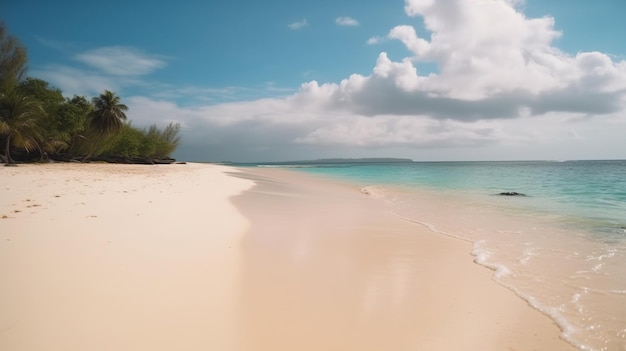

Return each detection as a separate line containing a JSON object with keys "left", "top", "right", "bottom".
{"left": 262, "top": 158, "right": 413, "bottom": 165}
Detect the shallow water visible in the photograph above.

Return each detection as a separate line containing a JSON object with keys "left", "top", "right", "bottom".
{"left": 252, "top": 160, "right": 626, "bottom": 351}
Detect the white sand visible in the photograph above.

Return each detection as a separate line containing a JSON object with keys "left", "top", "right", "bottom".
{"left": 0, "top": 163, "right": 253, "bottom": 350}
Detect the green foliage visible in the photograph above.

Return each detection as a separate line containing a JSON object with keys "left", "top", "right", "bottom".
{"left": 104, "top": 123, "right": 144, "bottom": 157}
{"left": 144, "top": 122, "right": 181, "bottom": 158}
{"left": 78, "top": 90, "right": 130, "bottom": 160}
{"left": 1, "top": 82, "right": 182, "bottom": 161}
{"left": 16, "top": 78, "right": 72, "bottom": 154}
{"left": 0, "top": 90, "right": 46, "bottom": 164}
{"left": 16, "top": 78, "right": 64, "bottom": 106}
{"left": 60, "top": 95, "right": 92, "bottom": 154}
{"left": 89, "top": 90, "right": 128, "bottom": 137}
{"left": 103, "top": 122, "right": 181, "bottom": 159}
{"left": 0, "top": 22, "right": 27, "bottom": 93}
{"left": 58, "top": 96, "right": 90, "bottom": 137}
{"left": 0, "top": 21, "right": 182, "bottom": 162}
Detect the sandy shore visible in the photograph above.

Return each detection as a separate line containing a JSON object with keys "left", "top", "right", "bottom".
{"left": 0, "top": 163, "right": 253, "bottom": 350}
{"left": 0, "top": 163, "right": 576, "bottom": 350}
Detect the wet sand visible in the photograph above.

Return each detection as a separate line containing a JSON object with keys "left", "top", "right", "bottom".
{"left": 0, "top": 163, "right": 575, "bottom": 350}
{"left": 231, "top": 167, "right": 576, "bottom": 351}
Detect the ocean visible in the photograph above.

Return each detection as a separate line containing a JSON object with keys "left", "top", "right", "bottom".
{"left": 251, "top": 160, "right": 626, "bottom": 351}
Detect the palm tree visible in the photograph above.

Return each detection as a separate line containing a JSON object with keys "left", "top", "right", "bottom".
{"left": 89, "top": 90, "right": 128, "bottom": 136}
{"left": 81, "top": 90, "right": 128, "bottom": 160}
{"left": 0, "top": 91, "right": 45, "bottom": 165}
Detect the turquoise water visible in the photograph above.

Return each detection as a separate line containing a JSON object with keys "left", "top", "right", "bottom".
{"left": 251, "top": 160, "right": 626, "bottom": 351}
{"left": 286, "top": 161, "right": 626, "bottom": 234}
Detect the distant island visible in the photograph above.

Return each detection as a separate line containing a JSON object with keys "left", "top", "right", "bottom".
{"left": 258, "top": 158, "right": 414, "bottom": 165}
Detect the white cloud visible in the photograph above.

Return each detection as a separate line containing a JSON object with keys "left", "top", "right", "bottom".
{"left": 32, "top": 46, "right": 170, "bottom": 98}
{"left": 31, "top": 65, "right": 129, "bottom": 97}
{"left": 294, "top": 115, "right": 501, "bottom": 147}
{"left": 148, "top": 83, "right": 295, "bottom": 105}
{"left": 367, "top": 36, "right": 385, "bottom": 45}
{"left": 309, "top": 0, "right": 626, "bottom": 119}
{"left": 74, "top": 46, "right": 166, "bottom": 76}
{"left": 288, "top": 19, "right": 309, "bottom": 30}
{"left": 336, "top": 17, "right": 360, "bottom": 26}
{"left": 35, "top": 36, "right": 73, "bottom": 50}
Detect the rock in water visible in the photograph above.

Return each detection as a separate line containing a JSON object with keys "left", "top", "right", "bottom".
{"left": 498, "top": 192, "right": 526, "bottom": 196}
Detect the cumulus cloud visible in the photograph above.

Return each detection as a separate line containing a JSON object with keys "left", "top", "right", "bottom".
{"left": 277, "top": 0, "right": 626, "bottom": 123}
{"left": 288, "top": 19, "right": 309, "bottom": 30}
{"left": 387, "top": 1, "right": 626, "bottom": 103}
{"left": 336, "top": 17, "right": 360, "bottom": 26}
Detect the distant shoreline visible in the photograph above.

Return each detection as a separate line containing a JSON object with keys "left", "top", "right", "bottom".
{"left": 235, "top": 157, "right": 414, "bottom": 165}
{"left": 224, "top": 158, "right": 626, "bottom": 166}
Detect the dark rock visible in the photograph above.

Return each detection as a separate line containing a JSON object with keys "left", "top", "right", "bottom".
{"left": 498, "top": 192, "right": 526, "bottom": 196}
{"left": 152, "top": 158, "right": 176, "bottom": 164}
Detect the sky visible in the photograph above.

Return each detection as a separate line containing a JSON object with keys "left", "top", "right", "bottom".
{"left": 2, "top": 0, "right": 626, "bottom": 162}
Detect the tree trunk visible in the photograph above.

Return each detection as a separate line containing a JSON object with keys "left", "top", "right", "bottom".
{"left": 36, "top": 143, "right": 47, "bottom": 162}
{"left": 82, "top": 133, "right": 105, "bottom": 162}
{"left": 4, "top": 135, "right": 12, "bottom": 165}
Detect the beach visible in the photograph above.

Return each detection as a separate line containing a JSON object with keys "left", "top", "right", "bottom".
{"left": 0, "top": 163, "right": 575, "bottom": 350}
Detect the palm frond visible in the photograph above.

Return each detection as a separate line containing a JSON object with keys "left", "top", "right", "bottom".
{"left": 89, "top": 90, "right": 128, "bottom": 137}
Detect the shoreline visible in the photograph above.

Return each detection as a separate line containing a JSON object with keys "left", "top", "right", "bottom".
{"left": 231, "top": 166, "right": 577, "bottom": 351}
{"left": 1, "top": 163, "right": 576, "bottom": 350}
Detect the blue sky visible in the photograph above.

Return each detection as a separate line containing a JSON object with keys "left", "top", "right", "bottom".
{"left": 2, "top": 0, "right": 626, "bottom": 162}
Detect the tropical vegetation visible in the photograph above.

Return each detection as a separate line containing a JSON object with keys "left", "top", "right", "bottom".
{"left": 0, "top": 21, "right": 181, "bottom": 165}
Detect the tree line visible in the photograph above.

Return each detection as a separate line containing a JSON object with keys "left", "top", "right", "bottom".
{"left": 0, "top": 22, "right": 181, "bottom": 165}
